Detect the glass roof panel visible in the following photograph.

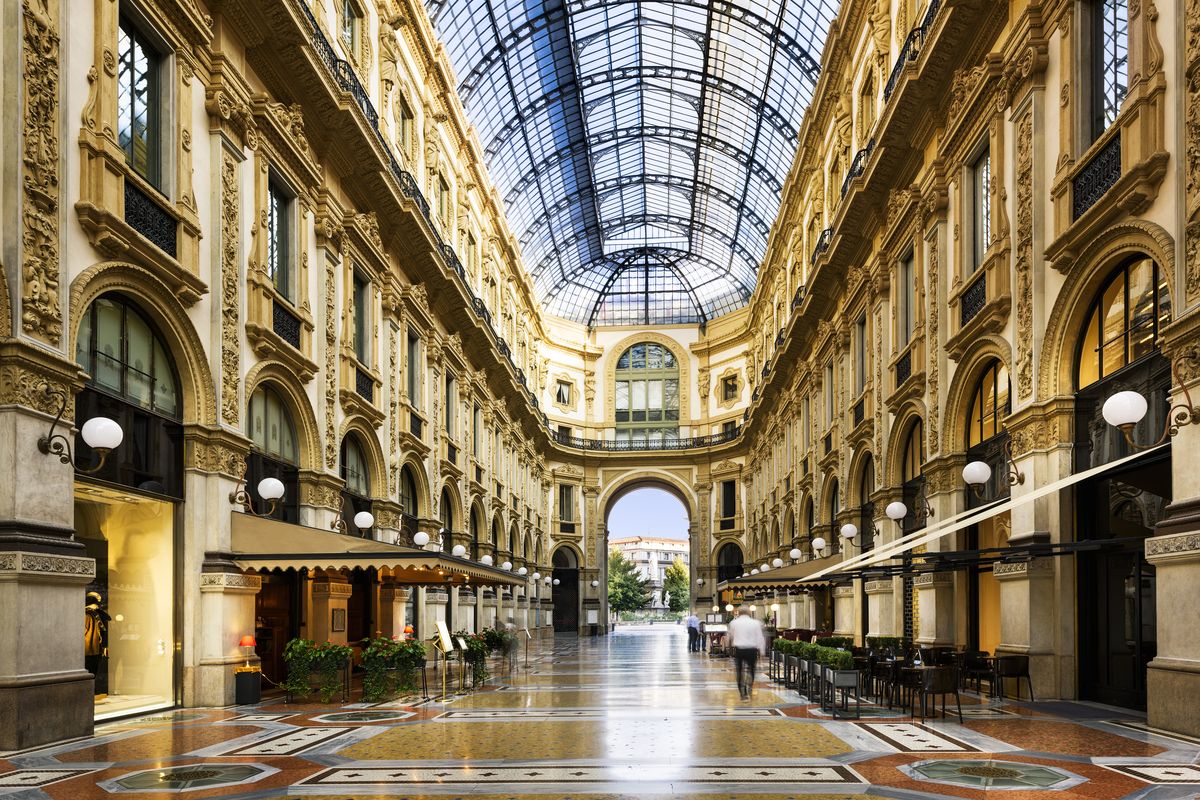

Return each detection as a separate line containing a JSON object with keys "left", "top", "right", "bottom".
{"left": 426, "top": 0, "right": 840, "bottom": 324}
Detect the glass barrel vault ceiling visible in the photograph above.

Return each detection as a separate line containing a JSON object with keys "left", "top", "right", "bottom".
{"left": 425, "top": 0, "right": 840, "bottom": 325}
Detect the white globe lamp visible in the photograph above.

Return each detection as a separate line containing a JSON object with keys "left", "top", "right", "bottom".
{"left": 353, "top": 511, "right": 375, "bottom": 530}
{"left": 760, "top": 563, "right": 770, "bottom": 572}
{"left": 257, "top": 477, "right": 285, "bottom": 501}
{"left": 518, "top": 566, "right": 528, "bottom": 575}
{"left": 532, "top": 572, "right": 541, "bottom": 580}
{"left": 840, "top": 523, "right": 858, "bottom": 541}
{"left": 81, "top": 417, "right": 123, "bottom": 451}
{"left": 412, "top": 531, "right": 431, "bottom": 547}
{"left": 962, "top": 460, "right": 992, "bottom": 488}
{"left": 480, "top": 554, "right": 494, "bottom": 566}
{"left": 1103, "top": 390, "right": 1149, "bottom": 429}
{"left": 885, "top": 501, "right": 908, "bottom": 521}
{"left": 772, "top": 557, "right": 783, "bottom": 568}
{"left": 789, "top": 548, "right": 802, "bottom": 560}
{"left": 811, "top": 536, "right": 827, "bottom": 554}
{"left": 451, "top": 544, "right": 467, "bottom": 557}
{"left": 501, "top": 561, "right": 512, "bottom": 571}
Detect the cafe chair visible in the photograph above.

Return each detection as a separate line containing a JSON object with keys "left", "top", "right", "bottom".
{"left": 994, "top": 655, "right": 1035, "bottom": 701}
{"left": 912, "top": 666, "right": 962, "bottom": 723}
{"left": 961, "top": 651, "right": 994, "bottom": 694}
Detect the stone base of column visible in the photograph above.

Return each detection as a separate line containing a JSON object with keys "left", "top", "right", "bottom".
{"left": 0, "top": 671, "right": 94, "bottom": 750}
{"left": 1148, "top": 658, "right": 1200, "bottom": 738}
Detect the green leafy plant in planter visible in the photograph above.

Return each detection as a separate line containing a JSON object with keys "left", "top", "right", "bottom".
{"left": 455, "top": 630, "right": 491, "bottom": 684}
{"left": 815, "top": 636, "right": 853, "bottom": 649}
{"left": 480, "top": 627, "right": 507, "bottom": 652}
{"left": 393, "top": 638, "right": 427, "bottom": 693}
{"left": 282, "top": 639, "right": 353, "bottom": 702}
{"left": 361, "top": 636, "right": 400, "bottom": 702}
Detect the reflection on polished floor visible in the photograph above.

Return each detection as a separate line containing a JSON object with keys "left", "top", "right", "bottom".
{"left": 3, "top": 626, "right": 1199, "bottom": 798}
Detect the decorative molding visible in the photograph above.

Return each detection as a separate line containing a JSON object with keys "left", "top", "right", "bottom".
{"left": 220, "top": 153, "right": 241, "bottom": 425}
{"left": 925, "top": 230, "right": 940, "bottom": 454}
{"left": 1145, "top": 531, "right": 1200, "bottom": 564}
{"left": 0, "top": 551, "right": 95, "bottom": 579}
{"left": 324, "top": 254, "right": 338, "bottom": 469}
{"left": 1014, "top": 110, "right": 1034, "bottom": 400}
{"left": 199, "top": 572, "right": 262, "bottom": 592}
{"left": 21, "top": 0, "right": 63, "bottom": 345}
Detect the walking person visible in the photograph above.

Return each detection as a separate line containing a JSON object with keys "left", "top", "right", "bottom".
{"left": 699, "top": 619, "right": 708, "bottom": 652}
{"left": 685, "top": 612, "right": 701, "bottom": 652}
{"left": 727, "top": 607, "right": 766, "bottom": 700}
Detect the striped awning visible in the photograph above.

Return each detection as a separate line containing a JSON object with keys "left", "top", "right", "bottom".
{"left": 230, "top": 513, "right": 522, "bottom": 586}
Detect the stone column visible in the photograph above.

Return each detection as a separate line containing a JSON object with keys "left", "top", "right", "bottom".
{"left": 311, "top": 574, "right": 353, "bottom": 645}
{"left": 448, "top": 586, "right": 461, "bottom": 631}
{"left": 0, "top": 353, "right": 96, "bottom": 749}
{"left": 994, "top": 558, "right": 1057, "bottom": 695}
{"left": 459, "top": 587, "right": 476, "bottom": 632}
{"left": 832, "top": 586, "right": 855, "bottom": 636}
{"left": 865, "top": 579, "right": 895, "bottom": 638}
{"left": 378, "top": 581, "right": 410, "bottom": 638}
{"left": 914, "top": 573, "right": 955, "bottom": 645}
{"left": 479, "top": 587, "right": 497, "bottom": 629}
{"left": 194, "top": 566, "right": 261, "bottom": 707}
{"left": 424, "top": 588, "right": 448, "bottom": 640}
{"left": 1145, "top": 525, "right": 1200, "bottom": 736}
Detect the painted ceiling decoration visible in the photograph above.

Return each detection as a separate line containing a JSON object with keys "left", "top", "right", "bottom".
{"left": 426, "top": 0, "right": 840, "bottom": 325}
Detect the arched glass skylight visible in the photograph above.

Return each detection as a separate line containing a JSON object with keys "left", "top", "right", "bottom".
{"left": 426, "top": 0, "right": 840, "bottom": 325}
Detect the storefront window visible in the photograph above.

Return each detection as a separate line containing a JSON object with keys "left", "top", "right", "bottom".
{"left": 75, "top": 485, "right": 176, "bottom": 719}
{"left": 1076, "top": 257, "right": 1170, "bottom": 389}
{"left": 340, "top": 435, "right": 372, "bottom": 534}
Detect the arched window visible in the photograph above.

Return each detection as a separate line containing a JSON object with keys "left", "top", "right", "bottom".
{"left": 74, "top": 294, "right": 183, "bottom": 496}
{"left": 247, "top": 385, "right": 300, "bottom": 522}
{"left": 901, "top": 419, "right": 925, "bottom": 482}
{"left": 966, "top": 360, "right": 1011, "bottom": 448}
{"left": 76, "top": 294, "right": 179, "bottom": 417}
{"left": 470, "top": 506, "right": 481, "bottom": 546}
{"left": 1077, "top": 257, "right": 1170, "bottom": 389}
{"left": 339, "top": 435, "right": 372, "bottom": 534}
{"left": 440, "top": 487, "right": 454, "bottom": 552}
{"left": 340, "top": 436, "right": 370, "bottom": 496}
{"left": 857, "top": 455, "right": 875, "bottom": 552}
{"left": 716, "top": 542, "right": 744, "bottom": 582}
{"left": 614, "top": 342, "right": 680, "bottom": 443}
{"left": 399, "top": 465, "right": 419, "bottom": 517}
{"left": 250, "top": 386, "right": 298, "bottom": 464}
{"left": 491, "top": 517, "right": 501, "bottom": 550}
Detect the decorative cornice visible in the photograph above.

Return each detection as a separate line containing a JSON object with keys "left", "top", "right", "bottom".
{"left": 0, "top": 551, "right": 95, "bottom": 580}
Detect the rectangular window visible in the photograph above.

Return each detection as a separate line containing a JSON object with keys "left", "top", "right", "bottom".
{"left": 558, "top": 484, "right": 575, "bottom": 521}
{"left": 398, "top": 96, "right": 415, "bottom": 156}
{"left": 722, "top": 420, "right": 737, "bottom": 435}
{"left": 473, "top": 404, "right": 482, "bottom": 456}
{"left": 1091, "top": 0, "right": 1128, "bottom": 141}
{"left": 555, "top": 380, "right": 572, "bottom": 405}
{"left": 824, "top": 361, "right": 835, "bottom": 428}
{"left": 406, "top": 330, "right": 421, "bottom": 407}
{"left": 972, "top": 146, "right": 991, "bottom": 269}
{"left": 437, "top": 176, "right": 451, "bottom": 229}
{"left": 444, "top": 374, "right": 455, "bottom": 435}
{"left": 899, "top": 252, "right": 915, "bottom": 347}
{"left": 720, "top": 480, "right": 736, "bottom": 519}
{"left": 117, "top": 16, "right": 163, "bottom": 187}
{"left": 340, "top": 0, "right": 361, "bottom": 54}
{"left": 267, "top": 179, "right": 293, "bottom": 300}
{"left": 353, "top": 273, "right": 370, "bottom": 366}
{"left": 722, "top": 376, "right": 738, "bottom": 402}
{"left": 802, "top": 395, "right": 811, "bottom": 449}
{"left": 558, "top": 424, "right": 573, "bottom": 438}
{"left": 854, "top": 315, "right": 867, "bottom": 395}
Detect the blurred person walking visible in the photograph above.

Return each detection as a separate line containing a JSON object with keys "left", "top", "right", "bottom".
{"left": 727, "top": 607, "right": 766, "bottom": 700}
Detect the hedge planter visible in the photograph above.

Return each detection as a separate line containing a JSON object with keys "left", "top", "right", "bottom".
{"left": 283, "top": 639, "right": 353, "bottom": 703}
{"left": 361, "top": 636, "right": 429, "bottom": 702}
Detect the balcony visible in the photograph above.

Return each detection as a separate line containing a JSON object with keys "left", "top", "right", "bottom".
{"left": 810, "top": 228, "right": 833, "bottom": 266}
{"left": 840, "top": 138, "right": 876, "bottom": 198}
{"left": 124, "top": 180, "right": 177, "bottom": 258}
{"left": 410, "top": 411, "right": 424, "bottom": 440}
{"left": 354, "top": 366, "right": 373, "bottom": 403}
{"left": 1071, "top": 131, "right": 1121, "bottom": 221}
{"left": 550, "top": 425, "right": 741, "bottom": 452}
{"left": 883, "top": 0, "right": 942, "bottom": 101}
{"left": 272, "top": 299, "right": 302, "bottom": 350}
{"left": 959, "top": 271, "right": 987, "bottom": 328}
{"left": 894, "top": 349, "right": 912, "bottom": 388}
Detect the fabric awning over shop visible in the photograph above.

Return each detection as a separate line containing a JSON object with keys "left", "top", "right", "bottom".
{"left": 716, "top": 555, "right": 840, "bottom": 592}
{"left": 799, "top": 443, "right": 1168, "bottom": 585}
{"left": 230, "top": 514, "right": 523, "bottom": 586}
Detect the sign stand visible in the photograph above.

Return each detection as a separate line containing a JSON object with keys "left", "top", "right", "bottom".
{"left": 434, "top": 621, "right": 456, "bottom": 700}
{"left": 523, "top": 627, "right": 532, "bottom": 669}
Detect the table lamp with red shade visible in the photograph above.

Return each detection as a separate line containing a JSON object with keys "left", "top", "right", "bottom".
{"left": 239, "top": 634, "right": 256, "bottom": 668}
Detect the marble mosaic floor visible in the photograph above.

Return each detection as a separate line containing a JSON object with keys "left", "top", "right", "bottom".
{"left": 3, "top": 627, "right": 1199, "bottom": 798}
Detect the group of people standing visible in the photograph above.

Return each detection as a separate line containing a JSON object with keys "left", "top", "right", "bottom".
{"left": 686, "top": 608, "right": 767, "bottom": 700}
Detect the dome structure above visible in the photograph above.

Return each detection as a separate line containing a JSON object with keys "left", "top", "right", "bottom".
{"left": 426, "top": 0, "right": 840, "bottom": 325}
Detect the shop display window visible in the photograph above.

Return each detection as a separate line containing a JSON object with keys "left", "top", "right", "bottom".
{"left": 75, "top": 484, "right": 176, "bottom": 719}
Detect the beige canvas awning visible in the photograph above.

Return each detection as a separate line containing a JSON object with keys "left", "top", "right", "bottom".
{"left": 231, "top": 513, "right": 523, "bottom": 586}
{"left": 716, "top": 555, "right": 840, "bottom": 592}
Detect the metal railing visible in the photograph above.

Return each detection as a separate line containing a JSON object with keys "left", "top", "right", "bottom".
{"left": 550, "top": 425, "right": 741, "bottom": 451}
{"left": 1072, "top": 131, "right": 1121, "bottom": 220}
{"left": 810, "top": 228, "right": 833, "bottom": 266}
{"left": 840, "top": 138, "right": 875, "bottom": 198}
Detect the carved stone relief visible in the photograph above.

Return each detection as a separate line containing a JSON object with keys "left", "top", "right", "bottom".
{"left": 1015, "top": 112, "right": 1034, "bottom": 400}
{"left": 220, "top": 154, "right": 241, "bottom": 424}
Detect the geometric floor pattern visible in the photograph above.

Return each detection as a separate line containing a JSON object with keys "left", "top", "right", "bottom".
{"left": 2, "top": 626, "right": 1198, "bottom": 798}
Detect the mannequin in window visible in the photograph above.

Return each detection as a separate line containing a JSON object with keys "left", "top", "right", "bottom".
{"left": 84, "top": 591, "right": 111, "bottom": 698}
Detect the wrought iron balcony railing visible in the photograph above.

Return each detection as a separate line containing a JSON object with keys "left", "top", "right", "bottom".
{"left": 550, "top": 425, "right": 741, "bottom": 451}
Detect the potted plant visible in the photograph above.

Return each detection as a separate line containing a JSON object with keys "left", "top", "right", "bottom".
{"left": 282, "top": 639, "right": 353, "bottom": 703}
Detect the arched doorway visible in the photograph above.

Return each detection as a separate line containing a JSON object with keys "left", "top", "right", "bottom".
{"left": 716, "top": 542, "right": 744, "bottom": 582}
{"left": 603, "top": 478, "right": 693, "bottom": 624}
{"left": 552, "top": 546, "right": 580, "bottom": 632}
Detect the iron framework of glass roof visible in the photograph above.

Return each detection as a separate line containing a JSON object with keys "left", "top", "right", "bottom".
{"left": 426, "top": 0, "right": 839, "bottom": 325}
